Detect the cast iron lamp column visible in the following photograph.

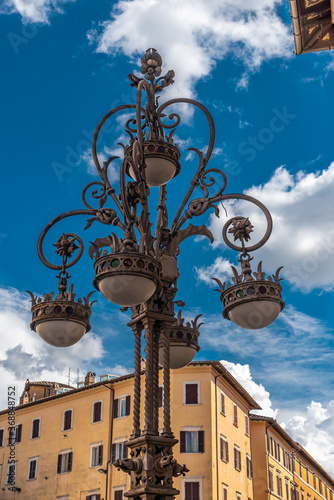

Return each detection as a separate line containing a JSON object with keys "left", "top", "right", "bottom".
{"left": 28, "top": 48, "right": 285, "bottom": 499}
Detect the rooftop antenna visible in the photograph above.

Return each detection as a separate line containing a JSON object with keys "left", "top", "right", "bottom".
{"left": 67, "top": 368, "right": 71, "bottom": 386}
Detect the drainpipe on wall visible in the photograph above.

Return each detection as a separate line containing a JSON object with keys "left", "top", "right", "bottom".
{"left": 104, "top": 383, "right": 114, "bottom": 500}
{"left": 214, "top": 373, "right": 220, "bottom": 500}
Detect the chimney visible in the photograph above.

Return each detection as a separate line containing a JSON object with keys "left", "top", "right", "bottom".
{"left": 84, "top": 372, "right": 96, "bottom": 386}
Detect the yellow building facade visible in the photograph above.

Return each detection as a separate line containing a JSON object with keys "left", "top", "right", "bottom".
{"left": 0, "top": 361, "right": 259, "bottom": 500}
{"left": 250, "top": 416, "right": 334, "bottom": 500}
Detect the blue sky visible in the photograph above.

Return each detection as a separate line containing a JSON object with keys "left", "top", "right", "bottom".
{"left": 1, "top": 0, "right": 334, "bottom": 473}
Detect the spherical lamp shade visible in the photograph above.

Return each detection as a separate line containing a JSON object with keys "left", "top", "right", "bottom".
{"left": 227, "top": 300, "right": 282, "bottom": 330}
{"left": 98, "top": 274, "right": 157, "bottom": 307}
{"left": 28, "top": 287, "right": 93, "bottom": 348}
{"left": 216, "top": 262, "right": 285, "bottom": 330}
{"left": 126, "top": 141, "right": 181, "bottom": 187}
{"left": 36, "top": 320, "right": 86, "bottom": 347}
{"left": 159, "top": 314, "right": 202, "bottom": 370}
{"left": 93, "top": 252, "right": 161, "bottom": 307}
{"left": 159, "top": 343, "right": 198, "bottom": 370}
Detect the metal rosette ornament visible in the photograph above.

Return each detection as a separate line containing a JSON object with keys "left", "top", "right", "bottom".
{"left": 159, "top": 310, "right": 202, "bottom": 369}
{"left": 125, "top": 48, "right": 181, "bottom": 187}
{"left": 92, "top": 234, "right": 161, "bottom": 307}
{"left": 28, "top": 234, "right": 95, "bottom": 347}
{"left": 214, "top": 216, "right": 285, "bottom": 330}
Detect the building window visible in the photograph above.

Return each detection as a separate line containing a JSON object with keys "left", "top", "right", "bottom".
{"left": 301, "top": 490, "right": 305, "bottom": 500}
{"left": 245, "top": 415, "right": 249, "bottom": 435}
{"left": 87, "top": 494, "right": 101, "bottom": 500}
{"left": 90, "top": 444, "right": 103, "bottom": 467}
{"left": 233, "top": 404, "right": 238, "bottom": 426}
{"left": 57, "top": 451, "right": 73, "bottom": 474}
{"left": 286, "top": 480, "right": 290, "bottom": 500}
{"left": 28, "top": 458, "right": 38, "bottom": 480}
{"left": 290, "top": 485, "right": 295, "bottom": 500}
{"left": 295, "top": 487, "right": 300, "bottom": 500}
{"left": 0, "top": 428, "right": 4, "bottom": 447}
{"left": 236, "top": 493, "right": 241, "bottom": 500}
{"left": 7, "top": 462, "right": 16, "bottom": 485}
{"left": 277, "top": 443, "right": 281, "bottom": 463}
{"left": 246, "top": 455, "right": 253, "bottom": 479}
{"left": 223, "top": 484, "right": 228, "bottom": 500}
{"left": 220, "top": 436, "right": 229, "bottom": 462}
{"left": 8, "top": 424, "right": 22, "bottom": 444}
{"left": 113, "top": 396, "right": 130, "bottom": 418}
{"left": 276, "top": 472, "right": 283, "bottom": 497}
{"left": 158, "top": 386, "right": 163, "bottom": 408}
{"left": 183, "top": 479, "right": 202, "bottom": 500}
{"left": 319, "top": 479, "right": 323, "bottom": 496}
{"left": 63, "top": 410, "right": 73, "bottom": 431}
{"left": 31, "top": 418, "right": 40, "bottom": 439}
{"left": 114, "top": 490, "right": 123, "bottom": 500}
{"left": 269, "top": 466, "right": 274, "bottom": 491}
{"left": 180, "top": 430, "right": 204, "bottom": 453}
{"left": 92, "top": 401, "right": 102, "bottom": 423}
{"left": 234, "top": 446, "right": 241, "bottom": 471}
{"left": 221, "top": 392, "right": 226, "bottom": 414}
{"left": 306, "top": 467, "right": 309, "bottom": 484}
{"left": 112, "top": 441, "right": 128, "bottom": 462}
{"left": 329, "top": 490, "right": 333, "bottom": 500}
{"left": 299, "top": 459, "right": 302, "bottom": 477}
{"left": 184, "top": 382, "right": 200, "bottom": 405}
{"left": 313, "top": 474, "right": 316, "bottom": 490}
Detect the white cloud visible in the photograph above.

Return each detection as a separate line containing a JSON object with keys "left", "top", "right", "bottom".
{"left": 282, "top": 401, "right": 334, "bottom": 477}
{"left": 221, "top": 359, "right": 334, "bottom": 477}
{"left": 197, "top": 163, "right": 334, "bottom": 292}
{"left": 0, "top": 0, "right": 75, "bottom": 23}
{"left": 221, "top": 359, "right": 278, "bottom": 417}
{"left": 0, "top": 286, "right": 105, "bottom": 409}
{"left": 81, "top": 146, "right": 122, "bottom": 180}
{"left": 89, "top": 0, "right": 292, "bottom": 97}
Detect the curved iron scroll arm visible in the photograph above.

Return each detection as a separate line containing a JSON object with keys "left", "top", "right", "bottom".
{"left": 157, "top": 98, "right": 215, "bottom": 166}
{"left": 38, "top": 209, "right": 101, "bottom": 270}
{"left": 92, "top": 103, "right": 146, "bottom": 213}
{"left": 219, "top": 193, "right": 273, "bottom": 253}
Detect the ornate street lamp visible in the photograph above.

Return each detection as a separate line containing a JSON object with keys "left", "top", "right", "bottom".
{"left": 28, "top": 48, "right": 285, "bottom": 499}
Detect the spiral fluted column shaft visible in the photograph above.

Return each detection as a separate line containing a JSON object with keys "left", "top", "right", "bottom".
{"left": 143, "top": 319, "right": 154, "bottom": 435}
{"left": 131, "top": 324, "right": 142, "bottom": 439}
{"left": 152, "top": 325, "right": 160, "bottom": 434}
{"left": 162, "top": 326, "right": 172, "bottom": 437}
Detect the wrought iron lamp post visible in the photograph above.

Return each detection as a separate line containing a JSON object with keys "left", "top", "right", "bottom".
{"left": 28, "top": 48, "right": 285, "bottom": 499}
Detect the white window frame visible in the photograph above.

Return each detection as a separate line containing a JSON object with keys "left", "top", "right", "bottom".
{"left": 116, "top": 394, "right": 129, "bottom": 418}
{"left": 245, "top": 414, "right": 249, "bottom": 436}
{"left": 6, "top": 462, "right": 17, "bottom": 485}
{"left": 220, "top": 391, "right": 226, "bottom": 415}
{"left": 58, "top": 448, "right": 72, "bottom": 474}
{"left": 236, "top": 492, "right": 242, "bottom": 500}
{"left": 31, "top": 417, "right": 41, "bottom": 439}
{"left": 234, "top": 445, "right": 241, "bottom": 471}
{"left": 221, "top": 435, "right": 228, "bottom": 462}
{"left": 113, "top": 485, "right": 126, "bottom": 499}
{"left": 114, "top": 437, "right": 127, "bottom": 461}
{"left": 87, "top": 489, "right": 100, "bottom": 500}
{"left": 62, "top": 408, "right": 73, "bottom": 431}
{"left": 57, "top": 496, "right": 69, "bottom": 500}
{"left": 182, "top": 476, "right": 203, "bottom": 500}
{"left": 90, "top": 442, "right": 103, "bottom": 468}
{"left": 92, "top": 400, "right": 103, "bottom": 423}
{"left": 0, "top": 428, "right": 4, "bottom": 448}
{"left": 233, "top": 403, "right": 238, "bottom": 427}
{"left": 183, "top": 381, "right": 200, "bottom": 405}
{"left": 182, "top": 426, "right": 202, "bottom": 454}
{"left": 159, "top": 385, "right": 164, "bottom": 408}
{"left": 222, "top": 483, "right": 228, "bottom": 500}
{"left": 27, "top": 456, "right": 38, "bottom": 481}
